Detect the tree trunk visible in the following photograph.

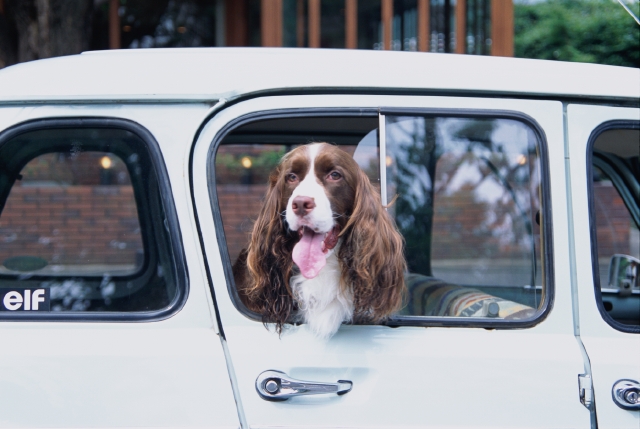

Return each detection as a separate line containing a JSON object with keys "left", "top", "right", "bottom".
{"left": 1, "top": 0, "right": 93, "bottom": 68}
{"left": 0, "top": 6, "right": 18, "bottom": 68}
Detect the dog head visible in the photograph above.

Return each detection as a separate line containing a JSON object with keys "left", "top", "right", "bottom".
{"left": 241, "top": 143, "right": 406, "bottom": 332}
{"left": 282, "top": 143, "right": 360, "bottom": 278}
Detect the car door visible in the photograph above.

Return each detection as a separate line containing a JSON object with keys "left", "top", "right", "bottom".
{"left": 193, "top": 94, "right": 591, "bottom": 428}
{"left": 566, "top": 104, "right": 640, "bottom": 429}
{"left": 0, "top": 105, "right": 238, "bottom": 428}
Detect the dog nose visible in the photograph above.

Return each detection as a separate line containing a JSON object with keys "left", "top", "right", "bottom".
{"left": 292, "top": 196, "right": 316, "bottom": 216}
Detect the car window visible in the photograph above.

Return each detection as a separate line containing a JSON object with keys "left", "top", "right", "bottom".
{"left": 0, "top": 125, "right": 184, "bottom": 317}
{"left": 213, "top": 113, "right": 547, "bottom": 325}
{"left": 0, "top": 151, "right": 143, "bottom": 277}
{"left": 384, "top": 115, "right": 543, "bottom": 319}
{"left": 590, "top": 126, "right": 640, "bottom": 328}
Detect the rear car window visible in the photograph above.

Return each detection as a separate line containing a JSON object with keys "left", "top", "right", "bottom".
{"left": 1, "top": 151, "right": 143, "bottom": 277}
{"left": 0, "top": 123, "right": 185, "bottom": 318}
{"left": 212, "top": 112, "right": 549, "bottom": 326}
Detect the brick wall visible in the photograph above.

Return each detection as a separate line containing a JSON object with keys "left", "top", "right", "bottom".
{"left": 593, "top": 182, "right": 635, "bottom": 258}
{"left": 430, "top": 188, "right": 531, "bottom": 260}
{"left": 218, "top": 184, "right": 268, "bottom": 262}
{"left": 217, "top": 182, "right": 633, "bottom": 265}
{"left": 0, "top": 182, "right": 632, "bottom": 272}
{"left": 0, "top": 185, "right": 142, "bottom": 267}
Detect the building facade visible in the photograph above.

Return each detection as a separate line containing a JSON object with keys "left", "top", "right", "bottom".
{"left": 107, "top": 0, "right": 514, "bottom": 56}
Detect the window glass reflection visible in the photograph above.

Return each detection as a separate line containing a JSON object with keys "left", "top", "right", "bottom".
{"left": 386, "top": 116, "right": 542, "bottom": 316}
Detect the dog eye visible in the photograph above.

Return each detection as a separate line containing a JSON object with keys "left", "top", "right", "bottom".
{"left": 327, "top": 171, "right": 342, "bottom": 181}
{"left": 286, "top": 173, "right": 298, "bottom": 183}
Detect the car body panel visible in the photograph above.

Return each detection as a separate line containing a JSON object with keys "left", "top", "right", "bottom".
{"left": 0, "top": 104, "right": 239, "bottom": 428}
{"left": 0, "top": 49, "right": 637, "bottom": 428}
{"left": 0, "top": 49, "right": 638, "bottom": 103}
{"left": 567, "top": 104, "right": 640, "bottom": 429}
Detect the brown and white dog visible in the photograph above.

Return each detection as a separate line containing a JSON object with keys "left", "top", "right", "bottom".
{"left": 234, "top": 142, "right": 406, "bottom": 339}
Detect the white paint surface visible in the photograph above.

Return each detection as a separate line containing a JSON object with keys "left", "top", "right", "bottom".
{"left": 0, "top": 49, "right": 638, "bottom": 103}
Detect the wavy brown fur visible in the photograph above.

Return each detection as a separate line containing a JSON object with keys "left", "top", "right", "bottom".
{"left": 234, "top": 143, "right": 406, "bottom": 334}
{"left": 236, "top": 157, "right": 298, "bottom": 333}
{"left": 339, "top": 166, "right": 406, "bottom": 322}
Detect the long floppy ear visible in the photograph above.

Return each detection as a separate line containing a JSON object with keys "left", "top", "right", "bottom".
{"left": 339, "top": 168, "right": 407, "bottom": 322}
{"left": 242, "top": 166, "right": 297, "bottom": 334}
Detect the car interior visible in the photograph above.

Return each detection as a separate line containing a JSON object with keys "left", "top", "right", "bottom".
{"left": 591, "top": 128, "right": 640, "bottom": 326}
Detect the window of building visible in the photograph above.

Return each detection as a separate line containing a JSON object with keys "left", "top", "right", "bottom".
{"left": 0, "top": 123, "right": 185, "bottom": 318}
{"left": 213, "top": 112, "right": 547, "bottom": 326}
{"left": 590, "top": 126, "right": 640, "bottom": 329}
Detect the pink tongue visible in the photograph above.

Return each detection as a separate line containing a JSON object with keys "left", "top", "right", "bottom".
{"left": 292, "top": 228, "right": 326, "bottom": 279}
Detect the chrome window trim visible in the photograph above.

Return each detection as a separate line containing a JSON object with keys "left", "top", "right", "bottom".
{"left": 378, "top": 112, "right": 388, "bottom": 206}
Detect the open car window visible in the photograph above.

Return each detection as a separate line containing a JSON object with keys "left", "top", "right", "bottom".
{"left": 0, "top": 123, "right": 185, "bottom": 318}
{"left": 213, "top": 112, "right": 548, "bottom": 326}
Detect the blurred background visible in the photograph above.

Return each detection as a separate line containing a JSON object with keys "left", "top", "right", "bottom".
{"left": 0, "top": 0, "right": 638, "bottom": 69}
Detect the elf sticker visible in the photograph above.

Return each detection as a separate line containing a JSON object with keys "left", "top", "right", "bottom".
{"left": 0, "top": 288, "right": 50, "bottom": 311}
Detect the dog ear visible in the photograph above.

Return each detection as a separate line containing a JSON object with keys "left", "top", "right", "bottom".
{"left": 244, "top": 167, "right": 296, "bottom": 334}
{"left": 339, "top": 168, "right": 407, "bottom": 322}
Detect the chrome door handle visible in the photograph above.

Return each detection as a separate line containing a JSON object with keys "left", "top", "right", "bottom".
{"left": 255, "top": 370, "right": 353, "bottom": 401}
{"left": 612, "top": 379, "right": 640, "bottom": 410}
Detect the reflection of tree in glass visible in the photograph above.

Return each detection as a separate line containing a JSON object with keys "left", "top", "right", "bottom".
{"left": 437, "top": 119, "right": 535, "bottom": 286}
{"left": 389, "top": 117, "right": 535, "bottom": 286}
{"left": 452, "top": 120, "right": 495, "bottom": 150}
{"left": 388, "top": 117, "right": 437, "bottom": 276}
{"left": 46, "top": 279, "right": 92, "bottom": 311}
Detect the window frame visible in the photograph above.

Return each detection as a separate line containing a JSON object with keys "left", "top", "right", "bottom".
{"left": 0, "top": 117, "right": 188, "bottom": 322}
{"left": 207, "top": 107, "right": 553, "bottom": 329}
{"left": 586, "top": 119, "right": 640, "bottom": 334}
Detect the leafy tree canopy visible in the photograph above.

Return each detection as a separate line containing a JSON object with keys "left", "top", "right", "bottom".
{"left": 515, "top": 0, "right": 639, "bottom": 68}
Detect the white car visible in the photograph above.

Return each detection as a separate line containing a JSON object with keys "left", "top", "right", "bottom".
{"left": 0, "top": 48, "right": 638, "bottom": 429}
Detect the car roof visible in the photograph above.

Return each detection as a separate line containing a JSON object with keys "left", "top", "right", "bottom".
{"left": 0, "top": 48, "right": 638, "bottom": 103}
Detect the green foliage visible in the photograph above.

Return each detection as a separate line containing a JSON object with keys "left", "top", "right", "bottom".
{"left": 215, "top": 148, "right": 286, "bottom": 185}
{"left": 515, "top": 0, "right": 640, "bottom": 68}
{"left": 216, "top": 149, "right": 285, "bottom": 171}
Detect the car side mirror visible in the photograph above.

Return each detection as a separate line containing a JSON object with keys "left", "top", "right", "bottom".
{"left": 608, "top": 254, "right": 640, "bottom": 297}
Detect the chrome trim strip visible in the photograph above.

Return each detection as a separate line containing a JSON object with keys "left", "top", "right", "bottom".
{"left": 379, "top": 112, "right": 387, "bottom": 206}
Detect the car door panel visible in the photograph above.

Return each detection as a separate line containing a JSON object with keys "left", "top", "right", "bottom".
{"left": 567, "top": 104, "right": 640, "bottom": 429}
{"left": 194, "top": 95, "right": 591, "bottom": 428}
